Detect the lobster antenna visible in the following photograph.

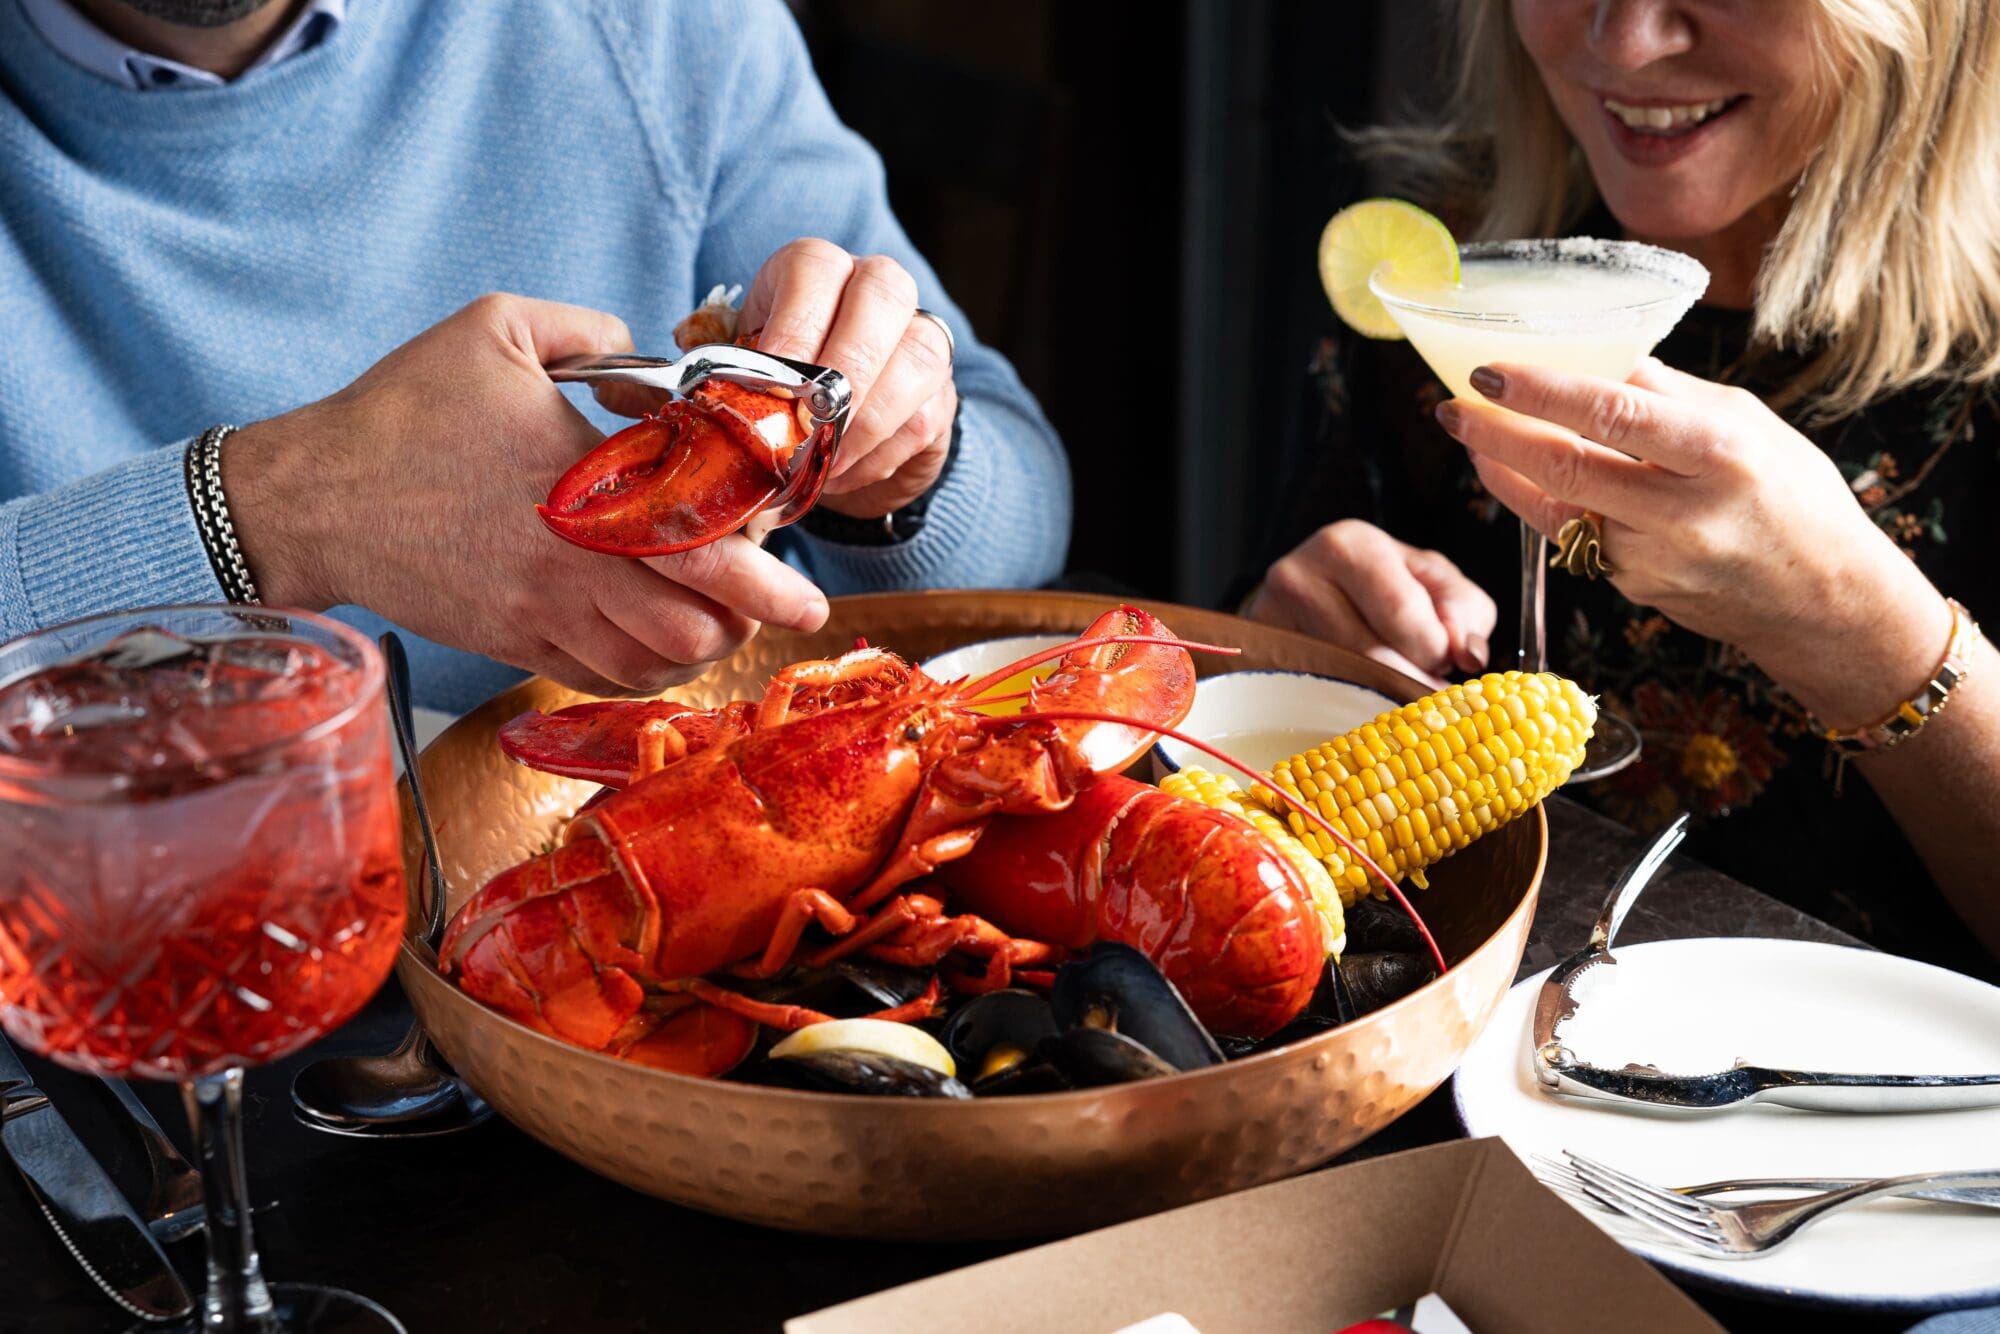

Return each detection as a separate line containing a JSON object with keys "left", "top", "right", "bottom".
{"left": 978, "top": 708, "right": 1448, "bottom": 976}
{"left": 958, "top": 634, "right": 1240, "bottom": 702}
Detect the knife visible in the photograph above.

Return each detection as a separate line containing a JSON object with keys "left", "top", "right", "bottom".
{"left": 1530, "top": 815, "right": 2000, "bottom": 1113}
{"left": 0, "top": 1034, "right": 193, "bottom": 1322}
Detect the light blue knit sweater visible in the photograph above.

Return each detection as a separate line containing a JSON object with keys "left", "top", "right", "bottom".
{"left": 0, "top": 0, "right": 1071, "bottom": 711}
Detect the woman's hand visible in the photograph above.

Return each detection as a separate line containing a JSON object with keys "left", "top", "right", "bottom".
{"left": 223, "top": 293, "right": 831, "bottom": 697}
{"left": 731, "top": 239, "right": 958, "bottom": 519}
{"left": 1437, "top": 357, "right": 1950, "bottom": 728}
{"left": 1246, "top": 519, "right": 1496, "bottom": 687}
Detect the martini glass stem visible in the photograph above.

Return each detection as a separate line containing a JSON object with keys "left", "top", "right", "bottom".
{"left": 182, "top": 1069, "right": 278, "bottom": 1332}
{"left": 1518, "top": 519, "right": 1548, "bottom": 672}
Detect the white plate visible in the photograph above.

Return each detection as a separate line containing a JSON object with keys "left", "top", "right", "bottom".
{"left": 1453, "top": 937, "right": 2000, "bottom": 1311}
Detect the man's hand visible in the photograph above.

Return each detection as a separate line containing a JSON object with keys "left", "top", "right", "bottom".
{"left": 223, "top": 293, "right": 830, "bottom": 696}
{"left": 737, "top": 239, "right": 957, "bottom": 518}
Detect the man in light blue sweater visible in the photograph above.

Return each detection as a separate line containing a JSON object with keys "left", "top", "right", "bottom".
{"left": 0, "top": 0, "right": 1072, "bottom": 712}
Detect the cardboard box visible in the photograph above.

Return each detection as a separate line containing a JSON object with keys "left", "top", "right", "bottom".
{"left": 786, "top": 1139, "right": 1724, "bottom": 1334}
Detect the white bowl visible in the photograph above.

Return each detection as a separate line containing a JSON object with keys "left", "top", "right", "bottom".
{"left": 1149, "top": 670, "right": 1396, "bottom": 782}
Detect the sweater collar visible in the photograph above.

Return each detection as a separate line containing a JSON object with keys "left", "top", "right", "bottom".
{"left": 18, "top": 0, "right": 347, "bottom": 91}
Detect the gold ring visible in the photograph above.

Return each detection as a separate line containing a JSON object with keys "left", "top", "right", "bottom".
{"left": 1552, "top": 512, "right": 1615, "bottom": 580}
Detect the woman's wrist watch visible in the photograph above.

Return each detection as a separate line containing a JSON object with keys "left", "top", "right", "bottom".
{"left": 799, "top": 412, "right": 961, "bottom": 548}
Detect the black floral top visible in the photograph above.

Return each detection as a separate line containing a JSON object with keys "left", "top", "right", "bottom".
{"left": 1275, "top": 301, "right": 2000, "bottom": 981}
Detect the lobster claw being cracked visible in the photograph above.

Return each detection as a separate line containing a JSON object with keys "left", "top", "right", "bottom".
{"left": 538, "top": 289, "right": 853, "bottom": 556}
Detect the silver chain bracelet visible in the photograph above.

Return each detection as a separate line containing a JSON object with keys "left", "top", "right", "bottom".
{"left": 183, "top": 424, "right": 263, "bottom": 605}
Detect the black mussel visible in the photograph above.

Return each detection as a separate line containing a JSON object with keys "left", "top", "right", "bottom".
{"left": 940, "top": 989, "right": 1062, "bottom": 1086}
{"left": 941, "top": 990, "right": 1068, "bottom": 1094}
{"left": 1343, "top": 895, "right": 1427, "bottom": 955}
{"left": 1338, "top": 951, "right": 1438, "bottom": 1016}
{"left": 741, "top": 961, "right": 933, "bottom": 1018}
{"left": 752, "top": 1051, "right": 972, "bottom": 1098}
{"left": 1050, "top": 943, "right": 1223, "bottom": 1072}
{"left": 1040, "top": 1026, "right": 1179, "bottom": 1086}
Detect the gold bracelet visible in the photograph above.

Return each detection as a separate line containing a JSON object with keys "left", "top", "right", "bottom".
{"left": 1820, "top": 597, "right": 1980, "bottom": 757}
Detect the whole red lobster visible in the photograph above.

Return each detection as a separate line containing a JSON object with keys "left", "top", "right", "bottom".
{"left": 441, "top": 609, "right": 1346, "bottom": 1075}
{"left": 537, "top": 290, "right": 808, "bottom": 556}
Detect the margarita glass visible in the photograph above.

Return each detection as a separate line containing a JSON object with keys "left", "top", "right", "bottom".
{"left": 1370, "top": 238, "right": 1708, "bottom": 779}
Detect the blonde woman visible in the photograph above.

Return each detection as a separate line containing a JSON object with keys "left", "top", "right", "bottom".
{"left": 1248, "top": 0, "right": 2000, "bottom": 975}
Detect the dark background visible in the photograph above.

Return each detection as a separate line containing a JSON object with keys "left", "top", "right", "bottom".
{"left": 793, "top": 0, "right": 1448, "bottom": 608}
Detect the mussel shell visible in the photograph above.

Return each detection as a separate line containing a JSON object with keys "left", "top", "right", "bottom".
{"left": 971, "top": 1061, "right": 1072, "bottom": 1098}
{"left": 1039, "top": 1027, "right": 1178, "bottom": 1086}
{"left": 751, "top": 1051, "right": 972, "bottom": 1098}
{"left": 742, "top": 961, "right": 934, "bottom": 1017}
{"left": 1343, "top": 895, "right": 1428, "bottom": 956}
{"left": 1338, "top": 951, "right": 1437, "bottom": 1016}
{"left": 940, "top": 989, "right": 1060, "bottom": 1072}
{"left": 1049, "top": 943, "right": 1223, "bottom": 1072}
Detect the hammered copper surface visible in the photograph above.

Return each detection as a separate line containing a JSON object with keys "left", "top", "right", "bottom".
{"left": 395, "top": 591, "right": 1543, "bottom": 1241}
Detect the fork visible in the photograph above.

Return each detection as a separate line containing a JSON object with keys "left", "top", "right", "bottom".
{"left": 1530, "top": 1153, "right": 2000, "bottom": 1212}
{"left": 1539, "top": 1150, "right": 2000, "bottom": 1257}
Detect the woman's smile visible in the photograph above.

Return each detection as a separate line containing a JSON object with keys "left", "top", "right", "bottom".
{"left": 1595, "top": 91, "right": 1749, "bottom": 165}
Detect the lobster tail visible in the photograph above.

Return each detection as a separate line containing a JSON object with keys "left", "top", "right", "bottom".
{"left": 440, "top": 836, "right": 657, "bottom": 1051}
{"left": 938, "top": 775, "right": 1327, "bottom": 1039}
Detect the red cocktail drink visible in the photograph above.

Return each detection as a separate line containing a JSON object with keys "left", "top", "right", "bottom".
{"left": 0, "top": 625, "right": 403, "bottom": 1078}
{"left": 0, "top": 607, "right": 406, "bottom": 1332}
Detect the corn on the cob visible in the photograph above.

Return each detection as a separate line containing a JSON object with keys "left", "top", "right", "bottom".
{"left": 1253, "top": 672, "right": 1594, "bottom": 898}
{"left": 1159, "top": 766, "right": 1347, "bottom": 959}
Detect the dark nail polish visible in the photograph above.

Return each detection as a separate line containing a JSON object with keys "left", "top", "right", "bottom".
{"left": 1435, "top": 399, "right": 1462, "bottom": 433}
{"left": 1469, "top": 366, "right": 1505, "bottom": 399}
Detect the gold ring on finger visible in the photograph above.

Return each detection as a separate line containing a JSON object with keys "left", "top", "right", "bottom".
{"left": 1551, "top": 511, "right": 1615, "bottom": 580}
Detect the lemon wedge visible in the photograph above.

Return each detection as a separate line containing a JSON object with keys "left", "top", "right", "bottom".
{"left": 1317, "top": 198, "right": 1459, "bottom": 340}
{"left": 768, "top": 1018, "right": 956, "bottom": 1078}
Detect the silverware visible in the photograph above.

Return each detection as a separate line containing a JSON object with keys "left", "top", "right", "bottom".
{"left": 0, "top": 1035, "right": 192, "bottom": 1322}
{"left": 96, "top": 1077, "right": 204, "bottom": 1243}
{"left": 291, "top": 634, "right": 492, "bottom": 1135}
{"left": 1531, "top": 1153, "right": 2000, "bottom": 1212}
{"left": 1540, "top": 1149, "right": 2000, "bottom": 1257}
{"left": 1531, "top": 814, "right": 2000, "bottom": 1112}
{"left": 545, "top": 346, "right": 853, "bottom": 530}
{"left": 293, "top": 1084, "right": 494, "bottom": 1139}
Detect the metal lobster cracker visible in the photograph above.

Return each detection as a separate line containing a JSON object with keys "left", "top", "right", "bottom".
{"left": 1532, "top": 814, "right": 2000, "bottom": 1113}
{"left": 540, "top": 345, "right": 853, "bottom": 555}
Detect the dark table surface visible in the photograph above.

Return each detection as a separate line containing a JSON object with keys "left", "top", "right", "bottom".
{"left": 10, "top": 797, "right": 1950, "bottom": 1334}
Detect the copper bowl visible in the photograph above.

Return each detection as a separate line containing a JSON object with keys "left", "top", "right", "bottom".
{"left": 395, "top": 591, "right": 1542, "bottom": 1241}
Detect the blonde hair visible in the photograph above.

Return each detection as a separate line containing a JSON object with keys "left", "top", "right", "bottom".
{"left": 1357, "top": 0, "right": 2000, "bottom": 419}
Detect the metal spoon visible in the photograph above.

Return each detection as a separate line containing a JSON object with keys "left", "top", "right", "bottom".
{"left": 290, "top": 633, "right": 491, "bottom": 1133}
{"left": 96, "top": 1076, "right": 205, "bottom": 1243}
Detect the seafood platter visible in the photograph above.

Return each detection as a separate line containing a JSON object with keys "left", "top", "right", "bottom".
{"left": 392, "top": 287, "right": 1583, "bottom": 1238}
{"left": 397, "top": 589, "right": 1581, "bottom": 1240}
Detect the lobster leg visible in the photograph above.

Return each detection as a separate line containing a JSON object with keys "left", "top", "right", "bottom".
{"left": 737, "top": 888, "right": 866, "bottom": 979}
{"left": 662, "top": 978, "right": 837, "bottom": 1030}
{"left": 662, "top": 974, "right": 944, "bottom": 1032}
{"left": 808, "top": 892, "right": 1065, "bottom": 988}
